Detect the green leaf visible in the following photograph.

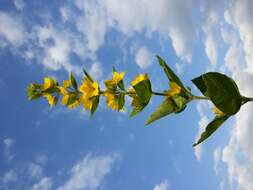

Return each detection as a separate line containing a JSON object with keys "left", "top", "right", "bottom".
{"left": 70, "top": 73, "right": 78, "bottom": 90}
{"left": 145, "top": 98, "right": 175, "bottom": 125}
{"left": 156, "top": 56, "right": 188, "bottom": 93}
{"left": 82, "top": 68, "right": 93, "bottom": 82}
{"left": 27, "top": 84, "right": 42, "bottom": 100}
{"left": 66, "top": 95, "right": 78, "bottom": 106}
{"left": 146, "top": 95, "right": 188, "bottom": 125}
{"left": 53, "top": 95, "right": 59, "bottom": 105}
{"left": 145, "top": 95, "right": 188, "bottom": 125}
{"left": 130, "top": 106, "right": 145, "bottom": 117}
{"left": 118, "top": 80, "right": 125, "bottom": 91}
{"left": 132, "top": 79, "right": 152, "bottom": 104}
{"left": 118, "top": 93, "right": 125, "bottom": 110}
{"left": 193, "top": 115, "right": 229, "bottom": 147}
{"left": 192, "top": 72, "right": 242, "bottom": 115}
{"left": 43, "top": 87, "right": 60, "bottom": 94}
{"left": 91, "top": 95, "right": 99, "bottom": 116}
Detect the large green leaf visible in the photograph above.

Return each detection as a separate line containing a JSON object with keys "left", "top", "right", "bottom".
{"left": 156, "top": 56, "right": 188, "bottom": 93}
{"left": 133, "top": 79, "right": 152, "bottom": 105}
{"left": 145, "top": 95, "right": 188, "bottom": 125}
{"left": 130, "top": 105, "right": 145, "bottom": 117}
{"left": 192, "top": 72, "right": 242, "bottom": 115}
{"left": 193, "top": 115, "right": 229, "bottom": 147}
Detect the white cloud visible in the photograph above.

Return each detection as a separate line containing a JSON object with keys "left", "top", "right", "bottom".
{"left": 0, "top": 11, "right": 25, "bottom": 45}
{"left": 88, "top": 62, "right": 103, "bottom": 79}
{"left": 57, "top": 153, "right": 120, "bottom": 190}
{"left": 213, "top": 147, "right": 222, "bottom": 175}
{"left": 2, "top": 170, "right": 18, "bottom": 184}
{"left": 3, "top": 138, "right": 15, "bottom": 161}
{"left": 32, "top": 24, "right": 83, "bottom": 74}
{"left": 135, "top": 46, "right": 153, "bottom": 69}
{"left": 201, "top": 1, "right": 222, "bottom": 66}
{"left": 60, "top": 6, "right": 71, "bottom": 22}
{"left": 153, "top": 180, "right": 169, "bottom": 190}
{"left": 73, "top": 0, "right": 196, "bottom": 62}
{"left": 35, "top": 154, "right": 48, "bottom": 165}
{"left": 31, "top": 177, "right": 53, "bottom": 190}
{"left": 14, "top": 0, "right": 25, "bottom": 11}
{"left": 28, "top": 163, "right": 44, "bottom": 180}
{"left": 174, "top": 63, "right": 184, "bottom": 75}
{"left": 194, "top": 102, "right": 209, "bottom": 161}
{"left": 213, "top": 2, "right": 253, "bottom": 188}
{"left": 225, "top": 0, "right": 253, "bottom": 74}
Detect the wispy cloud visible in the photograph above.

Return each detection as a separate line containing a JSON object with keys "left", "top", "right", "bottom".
{"left": 213, "top": 1, "right": 253, "bottom": 189}
{"left": 31, "top": 177, "right": 53, "bottom": 190}
{"left": 194, "top": 102, "right": 210, "bottom": 161}
{"left": 28, "top": 163, "right": 44, "bottom": 180}
{"left": 135, "top": 46, "right": 153, "bottom": 69}
{"left": 153, "top": 180, "right": 169, "bottom": 190}
{"left": 14, "top": 0, "right": 25, "bottom": 11}
{"left": 2, "top": 169, "right": 18, "bottom": 184}
{"left": 3, "top": 138, "right": 15, "bottom": 161}
{"left": 0, "top": 11, "right": 25, "bottom": 46}
{"left": 57, "top": 153, "right": 120, "bottom": 190}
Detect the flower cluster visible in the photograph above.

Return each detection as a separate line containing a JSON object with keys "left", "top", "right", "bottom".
{"left": 27, "top": 67, "right": 162, "bottom": 117}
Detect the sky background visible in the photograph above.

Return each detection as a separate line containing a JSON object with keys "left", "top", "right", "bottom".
{"left": 1, "top": 0, "right": 253, "bottom": 190}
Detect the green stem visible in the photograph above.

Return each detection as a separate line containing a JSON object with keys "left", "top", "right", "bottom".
{"left": 242, "top": 96, "right": 253, "bottom": 104}
{"left": 192, "top": 95, "right": 209, "bottom": 100}
{"left": 152, "top": 91, "right": 168, "bottom": 96}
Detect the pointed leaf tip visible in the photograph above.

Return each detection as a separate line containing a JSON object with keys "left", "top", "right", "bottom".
{"left": 193, "top": 115, "right": 229, "bottom": 146}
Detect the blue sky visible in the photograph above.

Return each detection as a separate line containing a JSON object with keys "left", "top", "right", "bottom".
{"left": 1, "top": 0, "right": 253, "bottom": 190}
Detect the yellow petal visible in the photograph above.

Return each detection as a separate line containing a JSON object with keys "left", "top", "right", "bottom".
{"left": 167, "top": 82, "right": 181, "bottom": 96}
{"left": 91, "top": 82, "right": 99, "bottom": 96}
{"left": 113, "top": 71, "right": 125, "bottom": 83}
{"left": 59, "top": 86, "right": 67, "bottom": 94}
{"left": 63, "top": 80, "right": 71, "bottom": 88}
{"left": 104, "top": 91, "right": 119, "bottom": 110}
{"left": 104, "top": 79, "right": 116, "bottom": 88}
{"left": 61, "top": 94, "right": 69, "bottom": 105}
{"left": 131, "top": 74, "right": 148, "bottom": 86}
{"left": 43, "top": 77, "right": 54, "bottom": 90}
{"left": 44, "top": 94, "right": 55, "bottom": 106}
{"left": 79, "top": 79, "right": 99, "bottom": 98}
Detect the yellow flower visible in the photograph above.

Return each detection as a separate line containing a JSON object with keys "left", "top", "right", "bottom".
{"left": 131, "top": 74, "right": 148, "bottom": 86}
{"left": 112, "top": 71, "right": 125, "bottom": 84}
{"left": 79, "top": 78, "right": 99, "bottom": 110}
{"left": 59, "top": 80, "right": 71, "bottom": 95}
{"left": 43, "top": 77, "right": 56, "bottom": 90}
{"left": 44, "top": 94, "right": 55, "bottom": 106}
{"left": 63, "top": 80, "right": 71, "bottom": 88}
{"left": 104, "top": 91, "right": 120, "bottom": 110}
{"left": 59, "top": 87, "right": 68, "bottom": 94}
{"left": 79, "top": 79, "right": 99, "bottom": 97}
{"left": 212, "top": 106, "right": 224, "bottom": 116}
{"left": 81, "top": 95, "right": 93, "bottom": 110}
{"left": 61, "top": 94, "right": 70, "bottom": 105}
{"left": 166, "top": 82, "right": 181, "bottom": 97}
{"left": 104, "top": 71, "right": 125, "bottom": 87}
